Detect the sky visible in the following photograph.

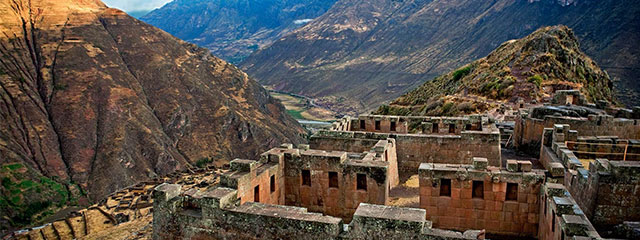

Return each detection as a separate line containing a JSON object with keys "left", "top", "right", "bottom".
{"left": 102, "top": 0, "right": 173, "bottom": 12}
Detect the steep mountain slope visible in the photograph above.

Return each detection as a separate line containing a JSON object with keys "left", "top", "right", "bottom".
{"left": 141, "top": 0, "right": 338, "bottom": 63}
{"left": 242, "top": 0, "right": 640, "bottom": 113}
{"left": 0, "top": 0, "right": 304, "bottom": 229}
{"left": 375, "top": 26, "right": 614, "bottom": 116}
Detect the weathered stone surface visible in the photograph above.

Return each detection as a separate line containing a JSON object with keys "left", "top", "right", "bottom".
{"left": 472, "top": 158, "right": 488, "bottom": 171}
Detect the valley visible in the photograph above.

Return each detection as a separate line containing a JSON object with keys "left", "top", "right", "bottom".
{"left": 2, "top": 0, "right": 640, "bottom": 239}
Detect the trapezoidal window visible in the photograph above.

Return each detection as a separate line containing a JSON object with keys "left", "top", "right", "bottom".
{"left": 449, "top": 124, "right": 456, "bottom": 133}
{"left": 390, "top": 121, "right": 397, "bottom": 132}
{"left": 465, "top": 124, "right": 472, "bottom": 131}
{"left": 270, "top": 175, "right": 276, "bottom": 193}
{"left": 440, "top": 179, "right": 451, "bottom": 197}
{"left": 302, "top": 170, "right": 311, "bottom": 186}
{"left": 375, "top": 120, "right": 381, "bottom": 130}
{"left": 329, "top": 172, "right": 338, "bottom": 188}
{"left": 254, "top": 185, "right": 260, "bottom": 202}
{"left": 360, "top": 120, "right": 366, "bottom": 130}
{"left": 506, "top": 183, "right": 518, "bottom": 201}
{"left": 432, "top": 123, "right": 439, "bottom": 133}
{"left": 472, "top": 181, "right": 484, "bottom": 199}
{"left": 357, "top": 174, "right": 367, "bottom": 191}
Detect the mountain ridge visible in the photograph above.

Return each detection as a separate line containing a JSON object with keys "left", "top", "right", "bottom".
{"left": 141, "top": 0, "right": 338, "bottom": 63}
{"left": 375, "top": 25, "right": 614, "bottom": 116}
{"left": 0, "top": 0, "right": 304, "bottom": 230}
{"left": 241, "top": 0, "right": 640, "bottom": 114}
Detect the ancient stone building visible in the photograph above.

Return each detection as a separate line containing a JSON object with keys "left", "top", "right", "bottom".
{"left": 152, "top": 143, "right": 486, "bottom": 239}
{"left": 10, "top": 91, "right": 640, "bottom": 240}
{"left": 320, "top": 115, "right": 502, "bottom": 169}
{"left": 149, "top": 91, "right": 640, "bottom": 239}
{"left": 513, "top": 91, "right": 640, "bottom": 155}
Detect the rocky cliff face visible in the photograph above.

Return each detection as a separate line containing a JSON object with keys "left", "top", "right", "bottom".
{"left": 375, "top": 26, "right": 614, "bottom": 116}
{"left": 241, "top": 0, "right": 640, "bottom": 113}
{"left": 141, "top": 0, "right": 338, "bottom": 63}
{"left": 0, "top": 0, "right": 304, "bottom": 230}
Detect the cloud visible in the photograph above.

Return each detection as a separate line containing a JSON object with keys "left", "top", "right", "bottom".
{"left": 102, "top": 0, "right": 173, "bottom": 12}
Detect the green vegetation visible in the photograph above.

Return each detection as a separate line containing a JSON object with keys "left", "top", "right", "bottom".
{"left": 4, "top": 163, "right": 23, "bottom": 171}
{"left": 195, "top": 157, "right": 213, "bottom": 168}
{"left": 452, "top": 65, "right": 473, "bottom": 81}
{"left": 1, "top": 163, "right": 73, "bottom": 227}
{"left": 528, "top": 74, "right": 544, "bottom": 88}
{"left": 286, "top": 109, "right": 304, "bottom": 119}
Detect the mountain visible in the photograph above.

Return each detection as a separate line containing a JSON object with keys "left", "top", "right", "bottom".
{"left": 241, "top": 0, "right": 640, "bottom": 114}
{"left": 141, "top": 0, "right": 338, "bottom": 63}
{"left": 127, "top": 10, "right": 150, "bottom": 18}
{"left": 375, "top": 26, "right": 614, "bottom": 116}
{"left": 0, "top": 0, "right": 304, "bottom": 230}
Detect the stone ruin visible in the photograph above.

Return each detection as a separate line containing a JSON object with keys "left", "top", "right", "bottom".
{"left": 152, "top": 141, "right": 485, "bottom": 239}
{"left": 7, "top": 167, "right": 225, "bottom": 240}
{"left": 514, "top": 90, "right": 640, "bottom": 155}
{"left": 150, "top": 102, "right": 640, "bottom": 239}
{"left": 7, "top": 89, "right": 640, "bottom": 240}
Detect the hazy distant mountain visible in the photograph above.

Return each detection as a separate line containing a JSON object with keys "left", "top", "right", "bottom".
{"left": 0, "top": 0, "right": 304, "bottom": 229}
{"left": 127, "top": 10, "right": 150, "bottom": 18}
{"left": 241, "top": 0, "right": 640, "bottom": 114}
{"left": 376, "top": 26, "right": 614, "bottom": 116}
{"left": 141, "top": 0, "right": 338, "bottom": 63}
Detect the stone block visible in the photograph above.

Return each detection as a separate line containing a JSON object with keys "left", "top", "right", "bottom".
{"left": 550, "top": 162, "right": 565, "bottom": 177}
{"left": 518, "top": 161, "right": 532, "bottom": 172}
{"left": 473, "top": 157, "right": 488, "bottom": 170}
{"left": 153, "top": 183, "right": 181, "bottom": 202}
{"left": 562, "top": 214, "right": 590, "bottom": 236}
{"left": 506, "top": 160, "right": 518, "bottom": 172}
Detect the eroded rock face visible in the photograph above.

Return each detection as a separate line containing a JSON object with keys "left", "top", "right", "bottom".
{"left": 0, "top": 0, "right": 304, "bottom": 229}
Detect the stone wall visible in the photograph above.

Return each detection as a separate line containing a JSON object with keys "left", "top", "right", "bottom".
{"left": 514, "top": 114, "right": 640, "bottom": 155}
{"left": 152, "top": 184, "right": 485, "bottom": 240}
{"left": 220, "top": 158, "right": 284, "bottom": 205}
{"left": 538, "top": 183, "right": 600, "bottom": 240}
{"left": 310, "top": 135, "right": 381, "bottom": 153}
{"left": 565, "top": 159, "right": 640, "bottom": 229}
{"left": 539, "top": 123, "right": 640, "bottom": 234}
{"left": 283, "top": 140, "right": 396, "bottom": 222}
{"left": 217, "top": 142, "right": 399, "bottom": 223}
{"left": 311, "top": 129, "right": 501, "bottom": 171}
{"left": 340, "top": 115, "right": 485, "bottom": 135}
{"left": 418, "top": 159, "right": 544, "bottom": 237}
{"left": 552, "top": 90, "right": 589, "bottom": 106}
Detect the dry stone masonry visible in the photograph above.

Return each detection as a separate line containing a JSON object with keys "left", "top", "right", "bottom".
{"left": 7, "top": 90, "right": 640, "bottom": 239}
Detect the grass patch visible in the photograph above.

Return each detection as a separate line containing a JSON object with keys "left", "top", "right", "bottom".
{"left": 286, "top": 109, "right": 305, "bottom": 119}
{"left": 4, "top": 163, "right": 23, "bottom": 171}
{"left": 452, "top": 65, "right": 473, "bottom": 81}
{"left": 18, "top": 180, "right": 36, "bottom": 189}
{"left": 528, "top": 74, "right": 544, "bottom": 88}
